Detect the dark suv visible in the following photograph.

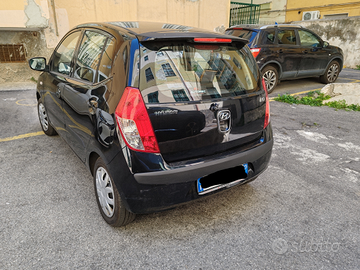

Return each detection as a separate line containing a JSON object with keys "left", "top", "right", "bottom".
{"left": 226, "top": 24, "right": 343, "bottom": 93}
{"left": 29, "top": 22, "right": 273, "bottom": 226}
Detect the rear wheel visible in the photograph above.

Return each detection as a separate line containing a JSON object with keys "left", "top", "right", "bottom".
{"left": 262, "top": 65, "right": 278, "bottom": 94}
{"left": 37, "top": 100, "right": 57, "bottom": 136}
{"left": 320, "top": 61, "right": 340, "bottom": 84}
{"left": 93, "top": 157, "right": 136, "bottom": 226}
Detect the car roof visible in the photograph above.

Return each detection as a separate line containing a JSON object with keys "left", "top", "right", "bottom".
{"left": 76, "top": 21, "right": 248, "bottom": 43}
{"left": 227, "top": 24, "right": 304, "bottom": 31}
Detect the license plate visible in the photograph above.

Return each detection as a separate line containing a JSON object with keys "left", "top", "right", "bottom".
{"left": 197, "top": 163, "right": 248, "bottom": 195}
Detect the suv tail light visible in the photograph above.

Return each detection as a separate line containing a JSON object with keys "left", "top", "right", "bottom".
{"left": 115, "top": 87, "right": 160, "bottom": 153}
{"left": 250, "top": 48, "right": 261, "bottom": 58}
{"left": 262, "top": 78, "right": 270, "bottom": 129}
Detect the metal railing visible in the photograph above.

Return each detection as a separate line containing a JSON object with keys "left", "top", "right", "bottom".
{"left": 229, "top": 2, "right": 261, "bottom": 26}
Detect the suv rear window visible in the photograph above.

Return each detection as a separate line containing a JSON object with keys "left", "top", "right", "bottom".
{"left": 225, "top": 29, "right": 258, "bottom": 43}
{"left": 138, "top": 42, "right": 259, "bottom": 104}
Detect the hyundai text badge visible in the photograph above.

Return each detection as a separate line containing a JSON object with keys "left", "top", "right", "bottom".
{"left": 217, "top": 110, "right": 231, "bottom": 134}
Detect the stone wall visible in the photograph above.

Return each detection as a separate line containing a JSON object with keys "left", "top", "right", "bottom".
{"left": 0, "top": 30, "right": 52, "bottom": 83}
{"left": 292, "top": 16, "right": 360, "bottom": 69}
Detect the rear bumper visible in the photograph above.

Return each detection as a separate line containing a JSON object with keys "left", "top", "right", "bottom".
{"left": 134, "top": 139, "right": 273, "bottom": 185}
{"left": 112, "top": 139, "right": 273, "bottom": 214}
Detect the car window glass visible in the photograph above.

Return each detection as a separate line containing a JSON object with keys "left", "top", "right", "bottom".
{"left": 277, "top": 30, "right": 296, "bottom": 45}
{"left": 263, "top": 30, "right": 275, "bottom": 44}
{"left": 98, "top": 38, "right": 115, "bottom": 82}
{"left": 298, "top": 30, "right": 321, "bottom": 47}
{"left": 51, "top": 31, "right": 81, "bottom": 75}
{"left": 138, "top": 43, "right": 259, "bottom": 104}
{"left": 226, "top": 29, "right": 258, "bottom": 43}
{"left": 74, "top": 31, "right": 108, "bottom": 83}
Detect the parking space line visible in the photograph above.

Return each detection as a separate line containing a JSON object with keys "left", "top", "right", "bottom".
{"left": 15, "top": 99, "right": 37, "bottom": 106}
{"left": 0, "top": 131, "right": 44, "bottom": 142}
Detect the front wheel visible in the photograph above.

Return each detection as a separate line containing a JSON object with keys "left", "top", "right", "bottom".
{"left": 38, "top": 100, "right": 57, "bottom": 136}
{"left": 262, "top": 66, "right": 278, "bottom": 94}
{"left": 93, "top": 158, "right": 136, "bottom": 226}
{"left": 320, "top": 61, "right": 340, "bottom": 84}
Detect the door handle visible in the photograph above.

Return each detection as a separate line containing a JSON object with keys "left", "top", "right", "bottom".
{"left": 277, "top": 49, "right": 283, "bottom": 53}
{"left": 302, "top": 50, "right": 308, "bottom": 54}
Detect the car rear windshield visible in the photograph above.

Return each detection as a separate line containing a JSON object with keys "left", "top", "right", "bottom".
{"left": 225, "top": 29, "right": 258, "bottom": 44}
{"left": 138, "top": 41, "right": 259, "bottom": 104}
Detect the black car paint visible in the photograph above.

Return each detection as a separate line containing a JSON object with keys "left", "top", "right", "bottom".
{"left": 226, "top": 25, "right": 343, "bottom": 80}
{"left": 32, "top": 22, "right": 273, "bottom": 215}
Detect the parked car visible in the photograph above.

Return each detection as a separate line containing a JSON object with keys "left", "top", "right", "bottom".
{"left": 29, "top": 21, "right": 273, "bottom": 226}
{"left": 225, "top": 24, "right": 344, "bottom": 93}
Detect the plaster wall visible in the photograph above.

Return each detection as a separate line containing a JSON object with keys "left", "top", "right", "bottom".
{"left": 0, "top": 0, "right": 230, "bottom": 83}
{"left": 286, "top": 0, "right": 360, "bottom": 22}
{"left": 0, "top": 0, "right": 49, "bottom": 30}
{"left": 292, "top": 17, "right": 360, "bottom": 69}
{"left": 0, "top": 30, "right": 52, "bottom": 83}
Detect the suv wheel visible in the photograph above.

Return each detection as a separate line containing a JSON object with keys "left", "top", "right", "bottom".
{"left": 320, "top": 61, "right": 340, "bottom": 84}
{"left": 93, "top": 157, "right": 136, "bottom": 226}
{"left": 38, "top": 100, "right": 57, "bottom": 136}
{"left": 262, "top": 66, "right": 278, "bottom": 94}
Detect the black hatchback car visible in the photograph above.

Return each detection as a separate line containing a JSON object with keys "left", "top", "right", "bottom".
{"left": 226, "top": 24, "right": 344, "bottom": 93}
{"left": 29, "top": 22, "right": 273, "bottom": 226}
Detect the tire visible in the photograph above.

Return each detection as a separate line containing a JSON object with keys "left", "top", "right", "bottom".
{"left": 93, "top": 157, "right": 136, "bottom": 226}
{"left": 262, "top": 65, "right": 278, "bottom": 94}
{"left": 37, "top": 100, "right": 57, "bottom": 136}
{"left": 320, "top": 60, "right": 340, "bottom": 84}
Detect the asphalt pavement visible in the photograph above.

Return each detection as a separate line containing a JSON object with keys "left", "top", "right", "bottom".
{"left": 0, "top": 75, "right": 360, "bottom": 269}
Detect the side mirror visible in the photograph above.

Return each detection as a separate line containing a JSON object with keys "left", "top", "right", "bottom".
{"left": 29, "top": 57, "right": 47, "bottom": 71}
{"left": 323, "top": 41, "right": 329, "bottom": 48}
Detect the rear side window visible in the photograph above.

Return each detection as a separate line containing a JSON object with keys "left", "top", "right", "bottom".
{"left": 138, "top": 42, "right": 259, "bottom": 104}
{"left": 262, "top": 30, "right": 276, "bottom": 44}
{"left": 74, "top": 31, "right": 115, "bottom": 83}
{"left": 278, "top": 30, "right": 297, "bottom": 45}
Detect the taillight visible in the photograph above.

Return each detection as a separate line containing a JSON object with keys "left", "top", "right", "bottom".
{"left": 194, "top": 38, "right": 232, "bottom": 43}
{"left": 262, "top": 78, "right": 270, "bottom": 129}
{"left": 250, "top": 48, "right": 261, "bottom": 58}
{"left": 115, "top": 87, "right": 160, "bottom": 153}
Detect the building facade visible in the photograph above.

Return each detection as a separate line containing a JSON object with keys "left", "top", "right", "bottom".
{"left": 286, "top": 0, "right": 360, "bottom": 22}
{"left": 0, "top": 0, "right": 230, "bottom": 83}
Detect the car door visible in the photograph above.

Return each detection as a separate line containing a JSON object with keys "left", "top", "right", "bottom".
{"left": 44, "top": 30, "right": 82, "bottom": 137}
{"left": 297, "top": 29, "right": 329, "bottom": 77}
{"left": 61, "top": 29, "right": 116, "bottom": 162}
{"left": 275, "top": 28, "right": 303, "bottom": 79}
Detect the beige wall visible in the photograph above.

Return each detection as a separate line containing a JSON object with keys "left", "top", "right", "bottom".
{"left": 0, "top": 0, "right": 49, "bottom": 30}
{"left": 286, "top": 0, "right": 360, "bottom": 22}
{"left": 1, "top": 0, "right": 231, "bottom": 48}
{"left": 52, "top": 0, "right": 229, "bottom": 30}
{"left": 0, "top": 0, "right": 231, "bottom": 83}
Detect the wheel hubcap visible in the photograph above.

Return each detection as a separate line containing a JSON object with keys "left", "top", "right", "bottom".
{"left": 327, "top": 64, "right": 339, "bottom": 82}
{"left": 95, "top": 167, "right": 115, "bottom": 218}
{"left": 38, "top": 103, "right": 49, "bottom": 131}
{"left": 263, "top": 70, "right": 276, "bottom": 91}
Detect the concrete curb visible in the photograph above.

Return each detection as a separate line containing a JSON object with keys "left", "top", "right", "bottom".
{"left": 320, "top": 83, "right": 360, "bottom": 106}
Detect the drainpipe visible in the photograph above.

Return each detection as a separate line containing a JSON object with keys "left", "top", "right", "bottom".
{"left": 50, "top": 0, "right": 59, "bottom": 36}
